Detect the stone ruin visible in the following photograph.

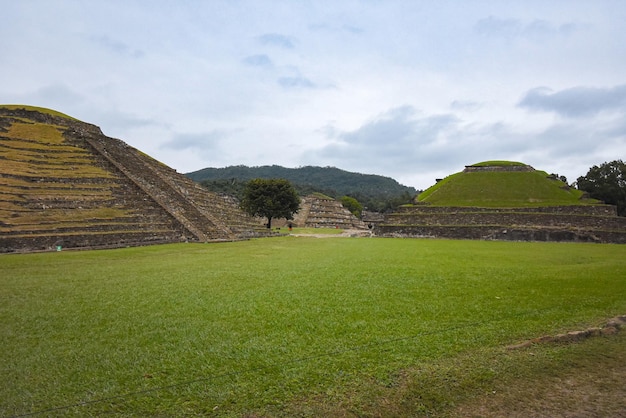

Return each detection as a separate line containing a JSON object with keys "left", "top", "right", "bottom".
{"left": 376, "top": 204, "right": 626, "bottom": 243}
{"left": 288, "top": 194, "right": 368, "bottom": 230}
{"left": 375, "top": 164, "right": 626, "bottom": 243}
{"left": 0, "top": 107, "right": 266, "bottom": 253}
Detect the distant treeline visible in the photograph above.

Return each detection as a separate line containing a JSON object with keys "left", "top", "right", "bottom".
{"left": 186, "top": 165, "right": 418, "bottom": 212}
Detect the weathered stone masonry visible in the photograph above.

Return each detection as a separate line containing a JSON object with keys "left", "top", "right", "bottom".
{"left": 376, "top": 205, "right": 626, "bottom": 243}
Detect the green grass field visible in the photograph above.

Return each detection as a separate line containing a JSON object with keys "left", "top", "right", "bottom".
{"left": 1, "top": 237, "right": 625, "bottom": 416}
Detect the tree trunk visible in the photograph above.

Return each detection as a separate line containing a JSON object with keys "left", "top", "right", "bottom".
{"left": 266, "top": 216, "right": 272, "bottom": 229}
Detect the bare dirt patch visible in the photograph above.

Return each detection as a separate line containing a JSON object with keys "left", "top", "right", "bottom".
{"left": 451, "top": 326, "right": 626, "bottom": 418}
{"left": 282, "top": 318, "right": 626, "bottom": 418}
{"left": 290, "top": 229, "right": 373, "bottom": 238}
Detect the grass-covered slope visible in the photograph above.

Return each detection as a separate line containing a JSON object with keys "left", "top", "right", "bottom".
{"left": 417, "top": 161, "right": 596, "bottom": 207}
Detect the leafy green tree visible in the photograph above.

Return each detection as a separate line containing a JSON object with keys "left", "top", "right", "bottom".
{"left": 577, "top": 160, "right": 626, "bottom": 216}
{"left": 340, "top": 196, "right": 363, "bottom": 218}
{"left": 549, "top": 173, "right": 568, "bottom": 184}
{"left": 241, "top": 178, "right": 300, "bottom": 228}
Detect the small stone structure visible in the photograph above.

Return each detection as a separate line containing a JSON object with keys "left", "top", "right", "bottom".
{"left": 361, "top": 210, "right": 385, "bottom": 228}
{"left": 463, "top": 163, "right": 535, "bottom": 172}
{"left": 290, "top": 194, "right": 368, "bottom": 229}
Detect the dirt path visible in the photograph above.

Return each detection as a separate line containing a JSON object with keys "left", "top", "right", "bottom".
{"left": 290, "top": 229, "right": 373, "bottom": 238}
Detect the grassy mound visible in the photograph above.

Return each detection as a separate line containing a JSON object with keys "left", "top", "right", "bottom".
{"left": 417, "top": 161, "right": 596, "bottom": 207}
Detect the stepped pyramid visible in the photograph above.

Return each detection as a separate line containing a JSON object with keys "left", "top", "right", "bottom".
{"left": 0, "top": 105, "right": 264, "bottom": 252}
{"left": 291, "top": 194, "right": 368, "bottom": 229}
{"left": 377, "top": 161, "right": 626, "bottom": 243}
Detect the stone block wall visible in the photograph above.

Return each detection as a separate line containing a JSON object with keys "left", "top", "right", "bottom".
{"left": 377, "top": 204, "right": 626, "bottom": 243}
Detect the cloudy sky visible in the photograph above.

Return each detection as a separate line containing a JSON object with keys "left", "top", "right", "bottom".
{"left": 2, "top": 1, "right": 625, "bottom": 190}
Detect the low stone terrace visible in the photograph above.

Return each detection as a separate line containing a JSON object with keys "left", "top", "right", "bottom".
{"left": 377, "top": 204, "right": 626, "bottom": 243}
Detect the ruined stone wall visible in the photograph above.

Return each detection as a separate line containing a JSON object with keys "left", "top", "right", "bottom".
{"left": 385, "top": 211, "right": 626, "bottom": 230}
{"left": 394, "top": 205, "right": 618, "bottom": 216}
{"left": 375, "top": 225, "right": 626, "bottom": 244}
{"left": 463, "top": 164, "right": 534, "bottom": 172}
{"left": 377, "top": 204, "right": 626, "bottom": 243}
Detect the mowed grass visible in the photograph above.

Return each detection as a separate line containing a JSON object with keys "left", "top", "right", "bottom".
{"left": 1, "top": 237, "right": 625, "bottom": 416}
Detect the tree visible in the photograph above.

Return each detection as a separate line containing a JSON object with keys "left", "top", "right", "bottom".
{"left": 240, "top": 178, "right": 300, "bottom": 228}
{"left": 577, "top": 160, "right": 626, "bottom": 216}
{"left": 340, "top": 196, "right": 363, "bottom": 218}
{"left": 549, "top": 173, "right": 568, "bottom": 184}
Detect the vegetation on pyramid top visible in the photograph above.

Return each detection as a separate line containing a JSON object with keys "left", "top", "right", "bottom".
{"left": 417, "top": 160, "right": 599, "bottom": 207}
{"left": 1, "top": 104, "right": 78, "bottom": 120}
{"left": 310, "top": 192, "right": 334, "bottom": 200}
{"left": 467, "top": 160, "right": 527, "bottom": 167}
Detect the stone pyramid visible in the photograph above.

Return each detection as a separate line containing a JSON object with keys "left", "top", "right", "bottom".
{"left": 0, "top": 106, "right": 263, "bottom": 252}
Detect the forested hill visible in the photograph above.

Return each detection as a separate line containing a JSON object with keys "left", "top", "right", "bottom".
{"left": 186, "top": 165, "right": 418, "bottom": 212}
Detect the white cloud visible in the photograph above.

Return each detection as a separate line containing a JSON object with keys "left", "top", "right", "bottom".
{"left": 243, "top": 54, "right": 273, "bottom": 67}
{"left": 88, "top": 35, "right": 144, "bottom": 58}
{"left": 278, "top": 76, "right": 316, "bottom": 89}
{"left": 519, "top": 85, "right": 626, "bottom": 117}
{"left": 1, "top": 0, "right": 624, "bottom": 191}
{"left": 161, "top": 131, "right": 224, "bottom": 152}
{"left": 257, "top": 33, "right": 295, "bottom": 49}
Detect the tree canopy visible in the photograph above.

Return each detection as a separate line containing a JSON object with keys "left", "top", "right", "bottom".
{"left": 577, "top": 160, "right": 626, "bottom": 216}
{"left": 340, "top": 196, "right": 363, "bottom": 218}
{"left": 240, "top": 178, "right": 300, "bottom": 228}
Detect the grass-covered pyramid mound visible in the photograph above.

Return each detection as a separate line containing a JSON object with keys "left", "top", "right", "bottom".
{"left": 417, "top": 161, "right": 594, "bottom": 207}
{"left": 377, "top": 161, "right": 626, "bottom": 243}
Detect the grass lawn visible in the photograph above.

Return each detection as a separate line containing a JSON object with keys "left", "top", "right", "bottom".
{"left": 1, "top": 237, "right": 625, "bottom": 416}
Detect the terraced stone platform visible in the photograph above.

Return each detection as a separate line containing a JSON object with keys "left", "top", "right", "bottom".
{"left": 291, "top": 194, "right": 367, "bottom": 230}
{"left": 377, "top": 204, "right": 626, "bottom": 243}
{"left": 376, "top": 162, "right": 626, "bottom": 243}
{"left": 0, "top": 106, "right": 264, "bottom": 252}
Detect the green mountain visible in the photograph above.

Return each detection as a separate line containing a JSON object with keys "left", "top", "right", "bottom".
{"left": 186, "top": 165, "right": 418, "bottom": 212}
{"left": 417, "top": 160, "right": 597, "bottom": 207}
